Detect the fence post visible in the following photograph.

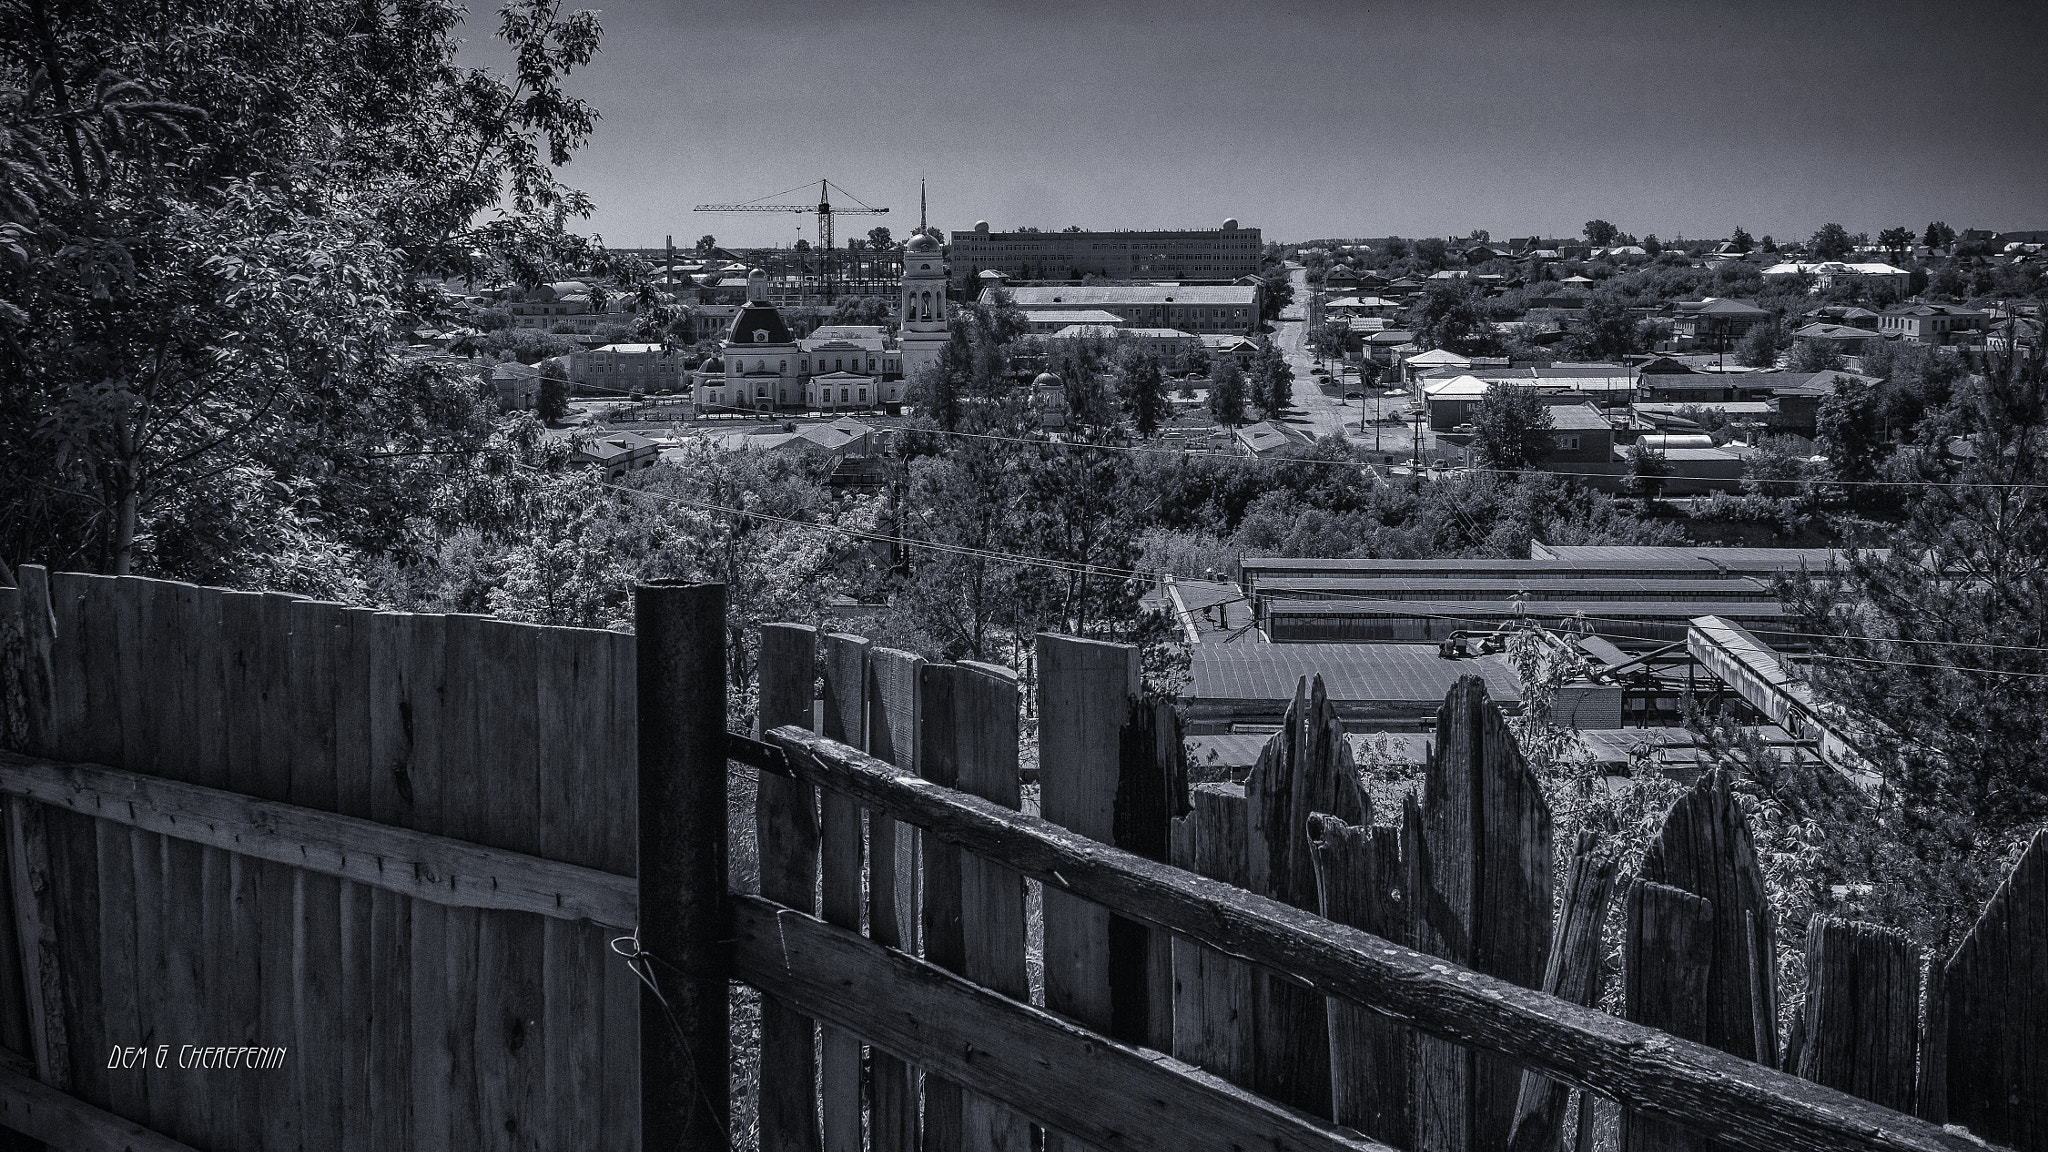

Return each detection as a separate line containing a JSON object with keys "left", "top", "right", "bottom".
{"left": 1508, "top": 830, "right": 1619, "bottom": 1152}
{"left": 636, "top": 580, "right": 729, "bottom": 1151}
{"left": 1937, "top": 826, "right": 2048, "bottom": 1149}
{"left": 1621, "top": 879, "right": 1714, "bottom": 1152}
{"left": 757, "top": 623, "right": 821, "bottom": 1152}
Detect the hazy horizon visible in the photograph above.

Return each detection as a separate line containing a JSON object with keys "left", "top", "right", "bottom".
{"left": 496, "top": 0, "right": 2048, "bottom": 250}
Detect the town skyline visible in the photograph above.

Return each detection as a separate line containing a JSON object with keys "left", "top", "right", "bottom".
{"left": 517, "top": 0, "right": 2048, "bottom": 249}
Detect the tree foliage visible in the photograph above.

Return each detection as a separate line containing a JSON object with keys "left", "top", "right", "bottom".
{"left": 1811, "top": 222, "right": 1855, "bottom": 261}
{"left": 1470, "top": 384, "right": 1554, "bottom": 472}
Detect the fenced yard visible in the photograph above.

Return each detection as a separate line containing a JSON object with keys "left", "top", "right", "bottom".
{"left": 0, "top": 569, "right": 2040, "bottom": 1151}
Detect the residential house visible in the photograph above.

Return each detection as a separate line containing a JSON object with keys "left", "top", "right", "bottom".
{"left": 491, "top": 362, "right": 541, "bottom": 412}
{"left": 1234, "top": 420, "right": 1314, "bottom": 457}
{"left": 1762, "top": 262, "right": 1912, "bottom": 293}
{"left": 1544, "top": 403, "right": 1617, "bottom": 474}
{"left": 1365, "top": 329, "right": 1419, "bottom": 367}
{"left": 562, "top": 430, "right": 659, "bottom": 478}
{"left": 1048, "top": 325, "right": 1204, "bottom": 359}
{"left": 1792, "top": 322, "right": 1883, "bottom": 354}
{"left": 564, "top": 343, "right": 686, "bottom": 396}
{"left": 1671, "top": 298, "right": 1770, "bottom": 350}
{"left": 1769, "top": 371, "right": 1880, "bottom": 438}
{"left": 1878, "top": 304, "right": 1988, "bottom": 346}
{"left": 1020, "top": 309, "right": 1127, "bottom": 335}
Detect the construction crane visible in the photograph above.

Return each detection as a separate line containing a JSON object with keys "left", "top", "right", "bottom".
{"left": 693, "top": 178, "right": 889, "bottom": 300}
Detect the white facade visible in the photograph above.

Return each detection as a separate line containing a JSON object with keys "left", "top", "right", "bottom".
{"left": 900, "top": 233, "right": 950, "bottom": 381}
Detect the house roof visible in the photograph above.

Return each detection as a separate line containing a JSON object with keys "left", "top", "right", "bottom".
{"left": 1368, "top": 329, "right": 1417, "bottom": 345}
{"left": 1051, "top": 324, "right": 1197, "bottom": 341}
{"left": 1187, "top": 645, "right": 1522, "bottom": 706}
{"left": 1794, "top": 322, "right": 1882, "bottom": 341}
{"left": 1677, "top": 298, "right": 1769, "bottom": 317}
{"left": 1405, "top": 349, "right": 1472, "bottom": 368}
{"left": 1546, "top": 403, "right": 1612, "bottom": 431}
{"left": 1234, "top": 420, "right": 1312, "bottom": 454}
{"left": 1025, "top": 309, "right": 1127, "bottom": 326}
{"left": 1423, "top": 375, "right": 1490, "bottom": 401}
{"left": 1769, "top": 370, "right": 1880, "bottom": 396}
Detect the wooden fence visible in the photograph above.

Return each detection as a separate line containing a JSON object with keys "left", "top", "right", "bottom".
{"left": 0, "top": 568, "right": 640, "bottom": 1150}
{"left": 0, "top": 572, "right": 2043, "bottom": 1151}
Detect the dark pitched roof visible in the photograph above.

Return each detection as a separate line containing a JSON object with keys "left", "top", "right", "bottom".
{"left": 1188, "top": 645, "right": 1522, "bottom": 705}
{"left": 727, "top": 300, "right": 794, "bottom": 346}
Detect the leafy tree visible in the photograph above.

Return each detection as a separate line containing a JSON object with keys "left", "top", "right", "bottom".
{"left": 1257, "top": 263, "right": 1294, "bottom": 323}
{"left": 1782, "top": 341, "right": 2048, "bottom": 952}
{"left": 1622, "top": 443, "right": 1671, "bottom": 506}
{"left": 537, "top": 374, "right": 570, "bottom": 423}
{"left": 1308, "top": 319, "right": 1351, "bottom": 362}
{"left": 1413, "top": 280, "right": 1494, "bottom": 354}
{"left": 1789, "top": 337, "right": 1847, "bottom": 374}
{"left": 696, "top": 234, "right": 717, "bottom": 253}
{"left": 1583, "top": 220, "right": 1620, "bottom": 246}
{"left": 1922, "top": 221, "right": 1956, "bottom": 251}
{"left": 0, "top": 0, "right": 620, "bottom": 580}
{"left": 1252, "top": 342, "right": 1293, "bottom": 417}
{"left": 867, "top": 226, "right": 893, "bottom": 248}
{"left": 1730, "top": 226, "right": 1756, "bottom": 254}
{"left": 1736, "top": 321, "right": 1790, "bottom": 368}
{"left": 1877, "top": 226, "right": 1915, "bottom": 264}
{"left": 1761, "top": 235, "right": 1778, "bottom": 253}
{"left": 1815, "top": 372, "right": 1886, "bottom": 486}
{"left": 1564, "top": 295, "right": 1648, "bottom": 361}
{"left": 1208, "top": 360, "right": 1247, "bottom": 426}
{"left": 1114, "top": 348, "right": 1167, "bottom": 436}
{"left": 1642, "top": 234, "right": 1663, "bottom": 256}
{"left": 1811, "top": 222, "right": 1855, "bottom": 261}
{"left": 1412, "top": 237, "right": 1450, "bottom": 270}
{"left": 1471, "top": 384, "right": 1554, "bottom": 472}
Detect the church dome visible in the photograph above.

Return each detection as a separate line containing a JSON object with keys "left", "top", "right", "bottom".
{"left": 727, "top": 300, "right": 793, "bottom": 346}
{"left": 1033, "top": 372, "right": 1062, "bottom": 389}
{"left": 905, "top": 232, "right": 941, "bottom": 255}
{"left": 701, "top": 356, "right": 725, "bottom": 372}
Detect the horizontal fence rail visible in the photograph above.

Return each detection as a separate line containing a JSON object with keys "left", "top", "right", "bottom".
{"left": 0, "top": 751, "right": 638, "bottom": 928}
{"left": 730, "top": 894, "right": 1388, "bottom": 1152}
{"left": 757, "top": 723, "right": 1994, "bottom": 1152}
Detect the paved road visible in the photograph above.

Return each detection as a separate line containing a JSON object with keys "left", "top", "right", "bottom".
{"left": 1273, "top": 265, "right": 1416, "bottom": 459}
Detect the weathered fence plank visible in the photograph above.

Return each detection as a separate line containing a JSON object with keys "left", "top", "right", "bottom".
{"left": 1310, "top": 814, "right": 1411, "bottom": 1147}
{"left": 1509, "top": 830, "right": 1619, "bottom": 1152}
{"left": 1622, "top": 879, "right": 1715, "bottom": 1152}
{"left": 952, "top": 660, "right": 1032, "bottom": 1152}
{"left": 1171, "top": 783, "right": 1255, "bottom": 1089}
{"left": 1247, "top": 675, "right": 1366, "bottom": 1116}
{"left": 1411, "top": 675, "right": 1555, "bottom": 1152}
{"left": 867, "top": 646, "right": 925, "bottom": 1152}
{"left": 1641, "top": 768, "right": 1777, "bottom": 1066}
{"left": 730, "top": 894, "right": 1391, "bottom": 1152}
{"left": 818, "top": 632, "right": 868, "bottom": 1152}
{"left": 599, "top": 626, "right": 640, "bottom": 1152}
{"left": 758, "top": 623, "right": 824, "bottom": 1152}
{"left": 1914, "top": 957, "right": 1945, "bottom": 1125}
{"left": 1114, "top": 697, "right": 1186, "bottom": 1051}
{"left": 1789, "top": 917, "right": 1918, "bottom": 1113}
{"left": 1943, "top": 828, "right": 2048, "bottom": 1152}
{"left": 1037, "top": 634, "right": 1141, "bottom": 1152}
{"left": 919, "top": 662, "right": 971, "bottom": 1152}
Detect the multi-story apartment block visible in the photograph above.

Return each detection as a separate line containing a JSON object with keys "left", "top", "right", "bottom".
{"left": 947, "top": 219, "right": 1262, "bottom": 288}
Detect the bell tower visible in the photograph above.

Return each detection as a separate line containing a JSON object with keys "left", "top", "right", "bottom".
{"left": 899, "top": 179, "right": 950, "bottom": 380}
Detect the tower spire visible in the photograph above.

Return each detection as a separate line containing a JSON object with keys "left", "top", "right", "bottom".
{"left": 919, "top": 177, "right": 927, "bottom": 234}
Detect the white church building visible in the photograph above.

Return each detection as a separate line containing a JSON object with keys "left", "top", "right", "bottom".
{"left": 691, "top": 224, "right": 951, "bottom": 415}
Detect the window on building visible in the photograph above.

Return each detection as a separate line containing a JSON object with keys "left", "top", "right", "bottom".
{"left": 859, "top": 388, "right": 867, "bottom": 402}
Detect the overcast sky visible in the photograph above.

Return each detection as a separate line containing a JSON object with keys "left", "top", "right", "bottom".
{"left": 510, "top": 0, "right": 2048, "bottom": 249}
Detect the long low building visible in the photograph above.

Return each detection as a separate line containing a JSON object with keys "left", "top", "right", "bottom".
{"left": 1260, "top": 598, "right": 1799, "bottom": 647}
{"left": 1185, "top": 644, "right": 1524, "bottom": 732}
{"left": 1237, "top": 555, "right": 1794, "bottom": 596}
{"left": 992, "top": 283, "right": 1263, "bottom": 335}
{"left": 1527, "top": 543, "right": 1884, "bottom": 573}
{"left": 1252, "top": 575, "right": 1775, "bottom": 604}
